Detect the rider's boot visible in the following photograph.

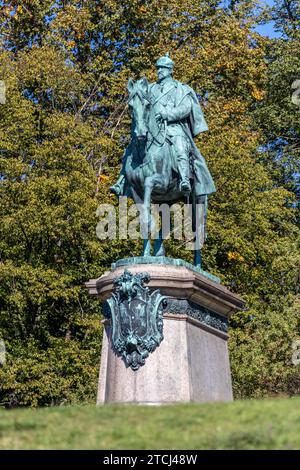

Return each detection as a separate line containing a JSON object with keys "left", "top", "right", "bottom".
{"left": 179, "top": 179, "right": 191, "bottom": 193}
{"left": 178, "top": 160, "right": 191, "bottom": 194}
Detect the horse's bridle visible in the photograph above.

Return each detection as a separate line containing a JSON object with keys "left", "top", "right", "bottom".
{"left": 128, "top": 89, "right": 167, "bottom": 147}
{"left": 128, "top": 89, "right": 151, "bottom": 105}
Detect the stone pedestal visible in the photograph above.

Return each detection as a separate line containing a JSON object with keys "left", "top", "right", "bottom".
{"left": 86, "top": 259, "right": 244, "bottom": 405}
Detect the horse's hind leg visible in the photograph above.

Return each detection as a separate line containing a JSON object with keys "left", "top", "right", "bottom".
{"left": 192, "top": 193, "right": 206, "bottom": 267}
{"left": 153, "top": 231, "right": 165, "bottom": 257}
{"left": 153, "top": 212, "right": 165, "bottom": 257}
{"left": 194, "top": 245, "right": 202, "bottom": 267}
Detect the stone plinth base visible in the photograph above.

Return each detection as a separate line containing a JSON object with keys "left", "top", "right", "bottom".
{"left": 86, "top": 260, "right": 244, "bottom": 405}
{"left": 98, "top": 314, "right": 232, "bottom": 404}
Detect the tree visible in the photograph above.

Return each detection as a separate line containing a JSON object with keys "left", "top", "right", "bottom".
{"left": 0, "top": 0, "right": 299, "bottom": 405}
{"left": 228, "top": 0, "right": 300, "bottom": 397}
{"left": 254, "top": 0, "right": 300, "bottom": 204}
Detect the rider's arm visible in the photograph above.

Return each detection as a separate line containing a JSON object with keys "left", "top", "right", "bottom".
{"left": 162, "top": 95, "right": 192, "bottom": 122}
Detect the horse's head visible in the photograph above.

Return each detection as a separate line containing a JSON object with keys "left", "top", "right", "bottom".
{"left": 127, "top": 77, "right": 150, "bottom": 141}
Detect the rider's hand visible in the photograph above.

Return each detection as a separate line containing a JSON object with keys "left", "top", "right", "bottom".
{"left": 156, "top": 110, "right": 168, "bottom": 121}
{"left": 160, "top": 109, "right": 168, "bottom": 120}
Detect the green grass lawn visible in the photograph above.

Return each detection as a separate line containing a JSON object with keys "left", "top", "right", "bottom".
{"left": 0, "top": 397, "right": 300, "bottom": 450}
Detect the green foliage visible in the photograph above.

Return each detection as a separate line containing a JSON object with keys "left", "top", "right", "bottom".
{"left": 255, "top": 0, "right": 300, "bottom": 200}
{"left": 0, "top": 333, "right": 101, "bottom": 407}
{"left": 0, "top": 0, "right": 299, "bottom": 406}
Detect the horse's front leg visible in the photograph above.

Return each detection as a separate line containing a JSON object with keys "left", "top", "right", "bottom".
{"left": 131, "top": 187, "right": 150, "bottom": 257}
{"left": 141, "top": 176, "right": 156, "bottom": 257}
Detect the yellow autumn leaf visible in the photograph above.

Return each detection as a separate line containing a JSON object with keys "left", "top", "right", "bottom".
{"left": 227, "top": 252, "right": 245, "bottom": 262}
{"left": 99, "top": 174, "right": 110, "bottom": 181}
{"left": 251, "top": 86, "right": 265, "bottom": 101}
{"left": 3, "top": 7, "right": 12, "bottom": 16}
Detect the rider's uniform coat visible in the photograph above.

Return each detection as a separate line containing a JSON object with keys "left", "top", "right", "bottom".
{"left": 114, "top": 78, "right": 216, "bottom": 198}
{"left": 148, "top": 78, "right": 216, "bottom": 197}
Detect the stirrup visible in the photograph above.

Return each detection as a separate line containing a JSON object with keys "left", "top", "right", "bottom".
{"left": 179, "top": 180, "right": 191, "bottom": 193}
{"left": 110, "top": 184, "right": 121, "bottom": 195}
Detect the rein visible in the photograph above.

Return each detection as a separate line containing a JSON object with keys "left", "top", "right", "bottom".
{"left": 149, "top": 119, "right": 167, "bottom": 148}
{"left": 129, "top": 88, "right": 167, "bottom": 148}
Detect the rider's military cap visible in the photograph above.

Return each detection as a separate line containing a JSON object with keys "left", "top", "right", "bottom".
{"left": 155, "top": 53, "right": 174, "bottom": 69}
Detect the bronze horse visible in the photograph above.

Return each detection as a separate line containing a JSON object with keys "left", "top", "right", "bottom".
{"left": 114, "top": 78, "right": 206, "bottom": 266}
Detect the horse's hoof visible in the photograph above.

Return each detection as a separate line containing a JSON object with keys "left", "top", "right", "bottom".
{"left": 155, "top": 249, "right": 165, "bottom": 257}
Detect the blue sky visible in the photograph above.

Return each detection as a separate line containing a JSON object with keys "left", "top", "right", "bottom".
{"left": 255, "top": 22, "right": 281, "bottom": 39}
{"left": 254, "top": 0, "right": 282, "bottom": 38}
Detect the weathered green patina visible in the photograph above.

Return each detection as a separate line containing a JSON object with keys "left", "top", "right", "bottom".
{"left": 103, "top": 270, "right": 167, "bottom": 370}
{"left": 110, "top": 54, "right": 216, "bottom": 265}
{"left": 111, "top": 256, "right": 220, "bottom": 283}
{"left": 166, "top": 299, "right": 228, "bottom": 333}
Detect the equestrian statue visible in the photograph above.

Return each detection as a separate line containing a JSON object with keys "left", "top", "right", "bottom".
{"left": 110, "top": 54, "right": 216, "bottom": 266}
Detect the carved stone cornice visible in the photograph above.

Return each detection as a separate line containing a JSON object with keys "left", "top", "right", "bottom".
{"left": 85, "top": 262, "right": 244, "bottom": 319}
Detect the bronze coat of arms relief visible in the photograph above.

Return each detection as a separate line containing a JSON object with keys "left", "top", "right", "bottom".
{"left": 104, "top": 270, "right": 167, "bottom": 370}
